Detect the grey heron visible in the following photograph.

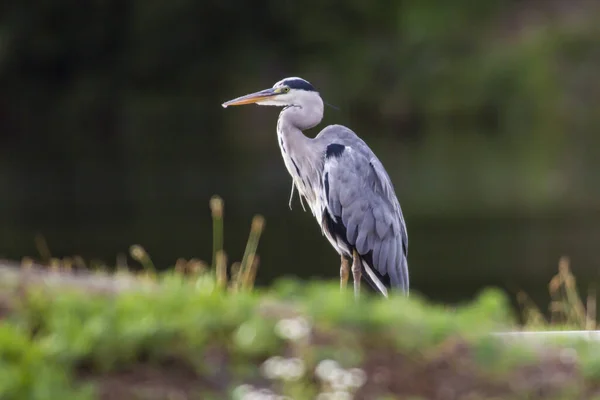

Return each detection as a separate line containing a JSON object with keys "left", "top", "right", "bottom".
{"left": 222, "top": 77, "right": 409, "bottom": 298}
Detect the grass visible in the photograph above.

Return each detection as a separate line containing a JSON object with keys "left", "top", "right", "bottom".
{"left": 517, "top": 256, "right": 597, "bottom": 331}
{"left": 0, "top": 196, "right": 599, "bottom": 399}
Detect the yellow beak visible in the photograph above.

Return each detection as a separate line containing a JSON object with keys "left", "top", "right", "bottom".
{"left": 221, "top": 88, "right": 278, "bottom": 108}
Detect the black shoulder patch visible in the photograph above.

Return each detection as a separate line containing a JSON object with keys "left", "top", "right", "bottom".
{"left": 283, "top": 78, "right": 316, "bottom": 92}
{"left": 326, "top": 143, "right": 345, "bottom": 159}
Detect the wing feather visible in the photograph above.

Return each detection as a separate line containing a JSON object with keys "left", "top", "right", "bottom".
{"left": 355, "top": 211, "right": 373, "bottom": 255}
{"left": 386, "top": 237, "right": 399, "bottom": 286}
{"left": 371, "top": 240, "right": 381, "bottom": 270}
{"left": 316, "top": 125, "right": 409, "bottom": 293}
{"left": 320, "top": 141, "right": 409, "bottom": 295}
{"left": 378, "top": 240, "right": 390, "bottom": 275}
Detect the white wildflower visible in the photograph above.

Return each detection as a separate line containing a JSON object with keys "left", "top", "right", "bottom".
{"left": 233, "top": 384, "right": 253, "bottom": 399}
{"left": 315, "top": 359, "right": 341, "bottom": 382}
{"left": 262, "top": 356, "right": 305, "bottom": 382}
{"left": 329, "top": 367, "right": 348, "bottom": 391}
{"left": 274, "top": 317, "right": 311, "bottom": 341}
{"left": 257, "top": 388, "right": 277, "bottom": 400}
{"left": 348, "top": 368, "right": 367, "bottom": 388}
{"left": 331, "top": 391, "right": 353, "bottom": 400}
{"left": 241, "top": 391, "right": 263, "bottom": 400}
{"left": 281, "top": 357, "right": 305, "bottom": 381}
{"left": 261, "top": 356, "right": 284, "bottom": 380}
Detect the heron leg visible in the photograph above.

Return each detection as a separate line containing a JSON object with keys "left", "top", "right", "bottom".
{"left": 340, "top": 255, "right": 349, "bottom": 291}
{"left": 351, "top": 249, "right": 362, "bottom": 300}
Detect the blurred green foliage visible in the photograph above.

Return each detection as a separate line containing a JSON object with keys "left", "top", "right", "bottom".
{"left": 0, "top": 323, "right": 94, "bottom": 399}
{"left": 0, "top": 270, "right": 598, "bottom": 399}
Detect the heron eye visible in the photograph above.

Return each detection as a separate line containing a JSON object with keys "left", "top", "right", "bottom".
{"left": 282, "top": 87, "right": 290, "bottom": 93}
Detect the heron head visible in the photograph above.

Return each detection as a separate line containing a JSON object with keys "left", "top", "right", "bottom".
{"left": 221, "top": 77, "right": 320, "bottom": 108}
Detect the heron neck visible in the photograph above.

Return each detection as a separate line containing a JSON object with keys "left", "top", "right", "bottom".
{"left": 277, "top": 109, "right": 323, "bottom": 184}
{"left": 277, "top": 113, "right": 311, "bottom": 159}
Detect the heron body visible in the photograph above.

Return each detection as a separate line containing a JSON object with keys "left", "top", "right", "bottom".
{"left": 222, "top": 77, "right": 409, "bottom": 298}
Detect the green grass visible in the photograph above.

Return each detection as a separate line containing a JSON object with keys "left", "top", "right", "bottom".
{"left": 0, "top": 196, "right": 599, "bottom": 399}
{"left": 0, "top": 271, "right": 520, "bottom": 399}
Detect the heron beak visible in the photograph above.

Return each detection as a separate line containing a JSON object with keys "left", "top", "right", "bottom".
{"left": 221, "top": 88, "right": 279, "bottom": 108}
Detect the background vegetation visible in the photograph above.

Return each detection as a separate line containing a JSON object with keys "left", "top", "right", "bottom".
{"left": 1, "top": 1, "right": 600, "bottom": 306}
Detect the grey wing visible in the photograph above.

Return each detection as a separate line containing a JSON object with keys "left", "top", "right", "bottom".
{"left": 320, "top": 144, "right": 409, "bottom": 296}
